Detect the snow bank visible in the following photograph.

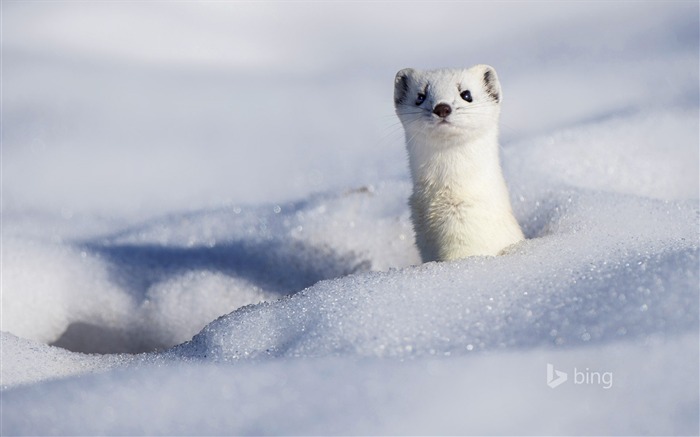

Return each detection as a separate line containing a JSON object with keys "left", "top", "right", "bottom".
{"left": 2, "top": 186, "right": 412, "bottom": 354}
{"left": 173, "top": 186, "right": 698, "bottom": 361}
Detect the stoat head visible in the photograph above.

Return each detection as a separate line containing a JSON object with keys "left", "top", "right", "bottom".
{"left": 394, "top": 65, "right": 502, "bottom": 143}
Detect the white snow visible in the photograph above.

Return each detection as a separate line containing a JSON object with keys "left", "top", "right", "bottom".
{"left": 2, "top": 1, "right": 698, "bottom": 435}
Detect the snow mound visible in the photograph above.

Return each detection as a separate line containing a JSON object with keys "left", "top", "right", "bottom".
{"left": 172, "top": 187, "right": 698, "bottom": 361}
{"left": 2, "top": 186, "right": 416, "bottom": 353}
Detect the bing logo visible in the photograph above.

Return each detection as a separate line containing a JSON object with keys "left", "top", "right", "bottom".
{"left": 546, "top": 363, "right": 613, "bottom": 389}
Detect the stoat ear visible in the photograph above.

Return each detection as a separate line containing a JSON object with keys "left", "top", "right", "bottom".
{"left": 394, "top": 68, "right": 414, "bottom": 106}
{"left": 481, "top": 65, "right": 502, "bottom": 103}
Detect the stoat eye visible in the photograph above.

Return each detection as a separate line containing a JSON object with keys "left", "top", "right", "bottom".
{"left": 460, "top": 90, "right": 473, "bottom": 102}
{"left": 415, "top": 93, "right": 426, "bottom": 106}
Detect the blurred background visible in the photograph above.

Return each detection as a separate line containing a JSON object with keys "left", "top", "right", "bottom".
{"left": 3, "top": 1, "right": 698, "bottom": 220}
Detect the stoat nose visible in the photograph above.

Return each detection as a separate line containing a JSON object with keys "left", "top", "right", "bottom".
{"left": 432, "top": 103, "right": 452, "bottom": 118}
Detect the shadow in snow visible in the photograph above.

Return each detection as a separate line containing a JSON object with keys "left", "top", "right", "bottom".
{"left": 82, "top": 238, "right": 370, "bottom": 298}
{"left": 49, "top": 237, "right": 371, "bottom": 354}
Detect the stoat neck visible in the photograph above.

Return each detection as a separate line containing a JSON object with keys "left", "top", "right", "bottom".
{"left": 407, "top": 128, "right": 511, "bottom": 207}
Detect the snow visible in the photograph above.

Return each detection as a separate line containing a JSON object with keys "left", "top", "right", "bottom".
{"left": 2, "top": 1, "right": 698, "bottom": 435}
{"left": 3, "top": 335, "right": 698, "bottom": 436}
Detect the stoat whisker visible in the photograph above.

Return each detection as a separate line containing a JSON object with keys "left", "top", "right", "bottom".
{"left": 453, "top": 103, "right": 496, "bottom": 111}
{"left": 395, "top": 103, "right": 432, "bottom": 113}
{"left": 378, "top": 115, "right": 425, "bottom": 144}
{"left": 395, "top": 112, "right": 431, "bottom": 118}
{"left": 404, "top": 120, "right": 429, "bottom": 148}
{"left": 379, "top": 123, "right": 408, "bottom": 138}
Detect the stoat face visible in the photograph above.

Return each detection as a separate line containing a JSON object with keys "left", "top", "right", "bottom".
{"left": 394, "top": 65, "right": 502, "bottom": 143}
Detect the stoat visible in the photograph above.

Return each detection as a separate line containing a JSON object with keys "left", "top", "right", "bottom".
{"left": 394, "top": 65, "right": 524, "bottom": 262}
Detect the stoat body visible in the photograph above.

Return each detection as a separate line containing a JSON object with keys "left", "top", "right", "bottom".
{"left": 394, "top": 65, "right": 524, "bottom": 262}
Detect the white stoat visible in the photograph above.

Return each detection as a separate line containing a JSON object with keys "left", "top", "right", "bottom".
{"left": 394, "top": 65, "right": 524, "bottom": 262}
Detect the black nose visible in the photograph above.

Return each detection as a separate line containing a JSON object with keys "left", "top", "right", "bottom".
{"left": 433, "top": 103, "right": 452, "bottom": 118}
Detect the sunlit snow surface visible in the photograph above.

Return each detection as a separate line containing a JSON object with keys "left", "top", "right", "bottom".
{"left": 2, "top": 1, "right": 699, "bottom": 435}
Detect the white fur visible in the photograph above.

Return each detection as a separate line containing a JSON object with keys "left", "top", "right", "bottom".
{"left": 394, "top": 65, "right": 524, "bottom": 262}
